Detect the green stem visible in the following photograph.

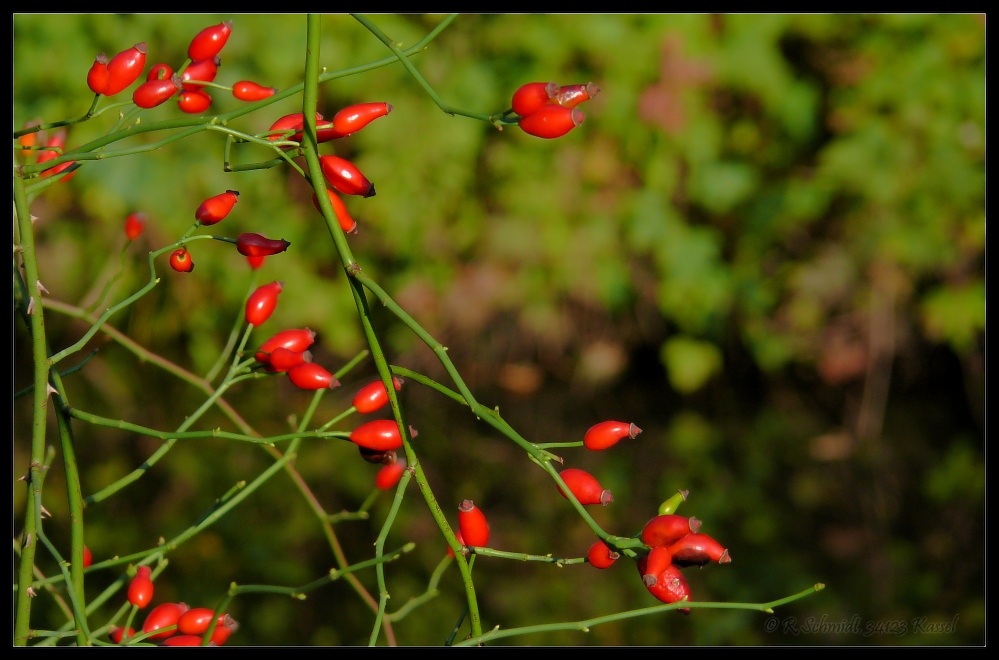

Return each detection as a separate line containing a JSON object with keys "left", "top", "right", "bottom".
{"left": 13, "top": 169, "right": 50, "bottom": 646}
{"left": 455, "top": 584, "right": 827, "bottom": 646}
{"left": 351, "top": 14, "right": 504, "bottom": 127}
{"left": 302, "top": 12, "right": 476, "bottom": 641}
{"left": 47, "top": 236, "right": 215, "bottom": 366}
{"left": 40, "top": 297, "right": 256, "bottom": 434}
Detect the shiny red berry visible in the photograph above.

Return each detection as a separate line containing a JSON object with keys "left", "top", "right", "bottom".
{"left": 169, "top": 248, "right": 194, "bottom": 272}
{"left": 236, "top": 232, "right": 290, "bottom": 257}
{"left": 288, "top": 362, "right": 338, "bottom": 390}
{"left": 350, "top": 419, "right": 404, "bottom": 452}
{"left": 375, "top": 458, "right": 407, "bottom": 490}
{"left": 208, "top": 619, "right": 238, "bottom": 646}
{"left": 557, "top": 468, "right": 613, "bottom": 505}
{"left": 641, "top": 514, "right": 701, "bottom": 549}
{"left": 188, "top": 21, "right": 232, "bottom": 62}
{"left": 267, "top": 112, "right": 304, "bottom": 140}
{"left": 177, "top": 608, "right": 233, "bottom": 636}
{"left": 180, "top": 57, "right": 220, "bottom": 91}
{"left": 125, "top": 212, "right": 146, "bottom": 240}
{"left": 83, "top": 545, "right": 93, "bottom": 568}
{"left": 319, "top": 155, "right": 375, "bottom": 198}
{"left": 519, "top": 105, "right": 584, "bottom": 139}
{"left": 352, "top": 377, "right": 404, "bottom": 414}
{"left": 637, "top": 558, "right": 691, "bottom": 612}
{"left": 87, "top": 54, "right": 110, "bottom": 94}
{"left": 511, "top": 81, "right": 559, "bottom": 116}
{"left": 105, "top": 43, "right": 147, "bottom": 96}
{"left": 665, "top": 533, "right": 731, "bottom": 567}
{"left": 265, "top": 347, "right": 311, "bottom": 373}
{"left": 584, "top": 421, "right": 641, "bottom": 450}
{"left": 143, "top": 602, "right": 190, "bottom": 640}
{"left": 133, "top": 76, "right": 180, "bottom": 109}
{"left": 232, "top": 80, "right": 276, "bottom": 101}
{"left": 555, "top": 82, "right": 601, "bottom": 109}
{"left": 127, "top": 566, "right": 154, "bottom": 608}
{"left": 195, "top": 190, "right": 239, "bottom": 225}
{"left": 458, "top": 499, "right": 489, "bottom": 548}
{"left": 587, "top": 540, "right": 619, "bottom": 569}
{"left": 266, "top": 111, "right": 323, "bottom": 142}
{"left": 312, "top": 188, "right": 358, "bottom": 234}
{"left": 331, "top": 102, "right": 393, "bottom": 138}
{"left": 110, "top": 626, "right": 136, "bottom": 644}
{"left": 147, "top": 63, "right": 173, "bottom": 81}
{"left": 245, "top": 281, "right": 283, "bottom": 327}
{"left": 641, "top": 545, "right": 674, "bottom": 587}
{"left": 178, "top": 89, "right": 212, "bottom": 114}
{"left": 255, "top": 328, "right": 315, "bottom": 363}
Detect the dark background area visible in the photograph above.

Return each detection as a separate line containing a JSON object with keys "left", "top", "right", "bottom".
{"left": 14, "top": 14, "right": 984, "bottom": 645}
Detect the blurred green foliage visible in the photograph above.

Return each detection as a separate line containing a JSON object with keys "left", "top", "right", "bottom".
{"left": 14, "top": 14, "right": 983, "bottom": 645}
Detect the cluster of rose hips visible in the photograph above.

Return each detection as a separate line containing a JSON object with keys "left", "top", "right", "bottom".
{"left": 349, "top": 377, "right": 410, "bottom": 490}
{"left": 104, "top": 563, "right": 238, "bottom": 646}
{"left": 569, "top": 422, "right": 731, "bottom": 611}
{"left": 560, "top": 433, "right": 730, "bottom": 616}
{"left": 510, "top": 81, "right": 601, "bottom": 139}
{"left": 85, "top": 21, "right": 275, "bottom": 114}
{"left": 440, "top": 420, "right": 730, "bottom": 613}
{"left": 165, "top": 188, "right": 291, "bottom": 273}
{"left": 253, "top": 326, "right": 338, "bottom": 390}
{"left": 50, "top": 17, "right": 619, "bottom": 632}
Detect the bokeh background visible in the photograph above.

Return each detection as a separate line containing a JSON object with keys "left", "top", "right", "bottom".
{"left": 14, "top": 14, "right": 985, "bottom": 645}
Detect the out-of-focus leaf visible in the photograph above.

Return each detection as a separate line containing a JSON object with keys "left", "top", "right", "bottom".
{"left": 660, "top": 335, "right": 723, "bottom": 393}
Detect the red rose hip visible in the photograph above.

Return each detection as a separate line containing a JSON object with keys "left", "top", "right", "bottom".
{"left": 256, "top": 328, "right": 316, "bottom": 363}
{"left": 584, "top": 421, "right": 642, "bottom": 450}
{"left": 641, "top": 514, "right": 701, "bottom": 548}
{"left": 511, "top": 81, "right": 559, "bottom": 116}
{"left": 352, "top": 377, "right": 404, "bottom": 414}
{"left": 375, "top": 458, "right": 407, "bottom": 490}
{"left": 188, "top": 21, "right": 232, "bottom": 62}
{"left": 233, "top": 80, "right": 276, "bottom": 101}
{"left": 124, "top": 212, "right": 146, "bottom": 240}
{"left": 236, "top": 232, "right": 290, "bottom": 257}
{"left": 288, "top": 363, "right": 338, "bottom": 390}
{"left": 587, "top": 540, "right": 619, "bottom": 569}
{"left": 195, "top": 190, "right": 239, "bottom": 225}
{"left": 245, "top": 281, "right": 283, "bottom": 327}
{"left": 519, "top": 104, "right": 584, "bottom": 139}
{"left": 458, "top": 499, "right": 489, "bottom": 548}
{"left": 87, "top": 54, "right": 110, "bottom": 94}
{"left": 350, "top": 419, "right": 404, "bottom": 451}
{"left": 127, "top": 566, "right": 154, "bottom": 608}
{"left": 105, "top": 43, "right": 147, "bottom": 96}
{"left": 319, "top": 155, "right": 376, "bottom": 198}
{"left": 169, "top": 248, "right": 194, "bottom": 272}
{"left": 557, "top": 468, "right": 613, "bottom": 505}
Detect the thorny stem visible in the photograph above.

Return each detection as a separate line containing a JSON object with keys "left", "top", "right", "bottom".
{"left": 454, "top": 584, "right": 827, "bottom": 646}
{"left": 13, "top": 169, "right": 51, "bottom": 646}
